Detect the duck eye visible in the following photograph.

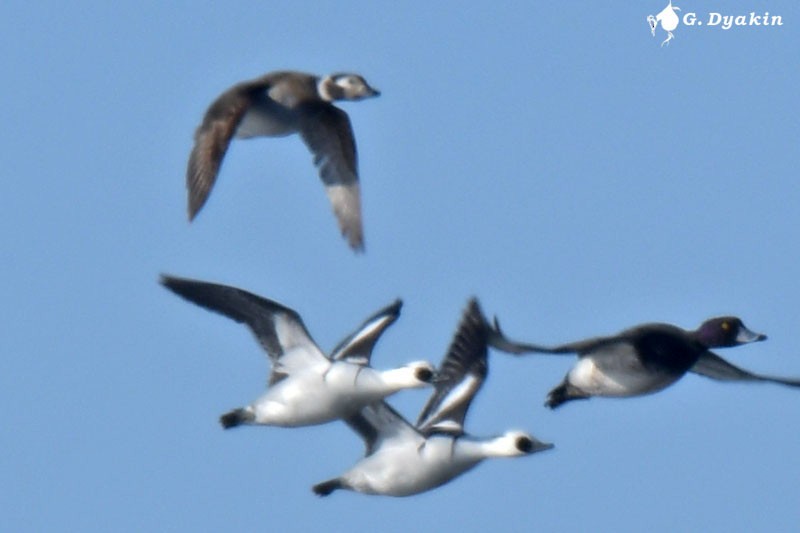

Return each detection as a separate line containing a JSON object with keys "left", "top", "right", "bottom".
{"left": 516, "top": 436, "right": 533, "bottom": 453}
{"left": 721, "top": 321, "right": 730, "bottom": 331}
{"left": 415, "top": 367, "right": 433, "bottom": 382}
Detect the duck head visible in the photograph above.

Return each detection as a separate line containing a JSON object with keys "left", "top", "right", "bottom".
{"left": 402, "top": 360, "right": 438, "bottom": 386}
{"left": 490, "top": 430, "right": 554, "bottom": 457}
{"left": 695, "top": 317, "right": 767, "bottom": 348}
{"left": 319, "top": 73, "right": 380, "bottom": 102}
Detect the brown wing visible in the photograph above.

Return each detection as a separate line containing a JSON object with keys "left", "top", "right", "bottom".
{"left": 186, "top": 81, "right": 263, "bottom": 220}
{"left": 298, "top": 103, "right": 364, "bottom": 251}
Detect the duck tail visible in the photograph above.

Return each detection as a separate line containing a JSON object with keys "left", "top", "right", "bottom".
{"left": 545, "top": 381, "right": 588, "bottom": 409}
{"left": 219, "top": 408, "right": 253, "bottom": 429}
{"left": 545, "top": 384, "right": 570, "bottom": 409}
{"left": 312, "top": 478, "right": 343, "bottom": 497}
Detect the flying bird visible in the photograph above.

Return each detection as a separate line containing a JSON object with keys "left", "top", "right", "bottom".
{"left": 160, "top": 275, "right": 434, "bottom": 428}
{"left": 186, "top": 71, "right": 380, "bottom": 251}
{"left": 491, "top": 316, "right": 799, "bottom": 409}
{"left": 312, "top": 299, "right": 552, "bottom": 497}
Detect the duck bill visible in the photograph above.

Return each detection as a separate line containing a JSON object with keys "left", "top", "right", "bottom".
{"left": 737, "top": 326, "right": 767, "bottom": 344}
{"left": 531, "top": 439, "right": 555, "bottom": 454}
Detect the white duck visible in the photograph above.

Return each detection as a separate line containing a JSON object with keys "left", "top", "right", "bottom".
{"left": 160, "top": 275, "right": 435, "bottom": 428}
{"left": 312, "top": 299, "right": 553, "bottom": 497}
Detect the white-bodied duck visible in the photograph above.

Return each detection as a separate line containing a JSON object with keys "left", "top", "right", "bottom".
{"left": 160, "top": 275, "right": 434, "bottom": 428}
{"left": 313, "top": 299, "right": 552, "bottom": 497}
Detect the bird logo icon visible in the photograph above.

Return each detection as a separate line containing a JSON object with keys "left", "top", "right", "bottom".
{"left": 647, "top": 1, "right": 681, "bottom": 46}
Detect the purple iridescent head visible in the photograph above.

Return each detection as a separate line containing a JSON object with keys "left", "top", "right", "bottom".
{"left": 694, "top": 317, "right": 767, "bottom": 348}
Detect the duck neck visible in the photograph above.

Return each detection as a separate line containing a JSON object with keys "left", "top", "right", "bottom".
{"left": 317, "top": 76, "right": 338, "bottom": 102}
{"left": 377, "top": 367, "right": 423, "bottom": 393}
{"left": 454, "top": 435, "right": 515, "bottom": 460}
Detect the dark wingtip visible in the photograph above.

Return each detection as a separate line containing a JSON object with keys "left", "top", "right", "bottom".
{"left": 159, "top": 273, "right": 181, "bottom": 290}
{"left": 186, "top": 191, "right": 200, "bottom": 221}
{"left": 349, "top": 238, "right": 366, "bottom": 254}
{"left": 186, "top": 155, "right": 210, "bottom": 223}
{"left": 159, "top": 274, "right": 198, "bottom": 297}
{"left": 365, "top": 298, "right": 403, "bottom": 325}
{"left": 187, "top": 188, "right": 209, "bottom": 222}
{"left": 378, "top": 298, "right": 402, "bottom": 318}
{"left": 492, "top": 316, "right": 503, "bottom": 334}
{"left": 312, "top": 479, "right": 342, "bottom": 497}
{"left": 487, "top": 316, "right": 530, "bottom": 356}
{"left": 462, "top": 297, "right": 487, "bottom": 329}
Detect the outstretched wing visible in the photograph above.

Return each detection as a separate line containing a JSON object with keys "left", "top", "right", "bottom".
{"left": 489, "top": 317, "right": 622, "bottom": 355}
{"left": 186, "top": 79, "right": 268, "bottom": 220}
{"left": 329, "top": 300, "right": 402, "bottom": 365}
{"left": 160, "top": 275, "right": 328, "bottom": 383}
{"left": 345, "top": 401, "right": 422, "bottom": 456}
{"left": 691, "top": 352, "right": 800, "bottom": 388}
{"left": 298, "top": 103, "right": 364, "bottom": 251}
{"left": 416, "top": 298, "right": 489, "bottom": 436}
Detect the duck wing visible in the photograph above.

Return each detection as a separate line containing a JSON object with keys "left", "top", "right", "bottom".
{"left": 160, "top": 275, "right": 328, "bottom": 384}
{"left": 186, "top": 78, "right": 273, "bottom": 220}
{"left": 329, "top": 300, "right": 402, "bottom": 365}
{"left": 489, "top": 317, "right": 619, "bottom": 355}
{"left": 297, "top": 102, "right": 364, "bottom": 251}
{"left": 345, "top": 401, "right": 422, "bottom": 456}
{"left": 691, "top": 352, "right": 800, "bottom": 388}
{"left": 416, "top": 299, "right": 489, "bottom": 436}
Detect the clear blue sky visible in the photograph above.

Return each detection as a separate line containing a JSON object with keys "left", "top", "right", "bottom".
{"left": 2, "top": 1, "right": 798, "bottom": 531}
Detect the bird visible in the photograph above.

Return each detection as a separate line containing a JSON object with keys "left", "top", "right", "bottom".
{"left": 312, "top": 298, "right": 553, "bottom": 497}
{"left": 186, "top": 71, "right": 380, "bottom": 251}
{"left": 490, "top": 316, "right": 799, "bottom": 409}
{"left": 160, "top": 275, "right": 435, "bottom": 428}
{"left": 647, "top": 1, "right": 681, "bottom": 46}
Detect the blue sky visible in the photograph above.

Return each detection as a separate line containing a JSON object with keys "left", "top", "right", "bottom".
{"left": 2, "top": 1, "right": 798, "bottom": 531}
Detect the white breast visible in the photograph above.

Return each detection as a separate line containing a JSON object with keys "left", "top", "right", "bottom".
{"left": 345, "top": 436, "right": 482, "bottom": 496}
{"left": 568, "top": 345, "right": 678, "bottom": 397}
{"left": 250, "top": 363, "right": 394, "bottom": 427}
